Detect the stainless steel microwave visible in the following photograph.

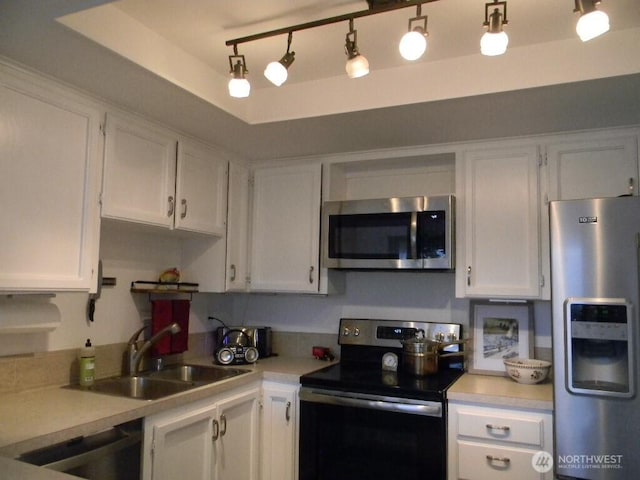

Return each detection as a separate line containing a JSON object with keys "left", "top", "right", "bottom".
{"left": 321, "top": 195, "right": 455, "bottom": 270}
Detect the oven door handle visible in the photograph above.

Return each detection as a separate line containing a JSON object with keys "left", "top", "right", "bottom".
{"left": 300, "top": 389, "right": 442, "bottom": 417}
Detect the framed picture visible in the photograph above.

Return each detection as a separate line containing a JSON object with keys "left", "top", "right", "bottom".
{"left": 468, "top": 301, "right": 534, "bottom": 376}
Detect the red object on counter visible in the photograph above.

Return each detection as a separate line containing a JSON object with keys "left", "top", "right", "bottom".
{"left": 313, "top": 346, "right": 334, "bottom": 361}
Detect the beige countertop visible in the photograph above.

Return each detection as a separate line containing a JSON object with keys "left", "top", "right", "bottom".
{"left": 448, "top": 373, "right": 554, "bottom": 410}
{"left": 0, "top": 355, "right": 333, "bottom": 479}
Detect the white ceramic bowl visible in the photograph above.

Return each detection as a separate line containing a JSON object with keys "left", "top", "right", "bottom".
{"left": 503, "top": 357, "right": 552, "bottom": 384}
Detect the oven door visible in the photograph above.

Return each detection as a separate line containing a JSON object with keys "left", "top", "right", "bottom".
{"left": 299, "top": 388, "right": 447, "bottom": 480}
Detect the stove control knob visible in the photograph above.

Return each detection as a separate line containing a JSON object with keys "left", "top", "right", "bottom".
{"left": 342, "top": 327, "right": 351, "bottom": 336}
{"left": 448, "top": 332, "right": 457, "bottom": 341}
{"left": 353, "top": 327, "right": 360, "bottom": 337}
{"left": 435, "top": 332, "right": 445, "bottom": 342}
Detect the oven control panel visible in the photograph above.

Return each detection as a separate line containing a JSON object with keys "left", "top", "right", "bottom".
{"left": 338, "top": 318, "right": 462, "bottom": 349}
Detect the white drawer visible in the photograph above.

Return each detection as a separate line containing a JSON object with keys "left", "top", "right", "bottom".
{"left": 457, "top": 441, "right": 545, "bottom": 480}
{"left": 456, "top": 409, "right": 544, "bottom": 446}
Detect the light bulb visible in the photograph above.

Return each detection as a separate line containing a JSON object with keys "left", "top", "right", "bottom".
{"left": 399, "top": 30, "right": 427, "bottom": 61}
{"left": 264, "top": 61, "right": 288, "bottom": 86}
{"left": 345, "top": 54, "right": 370, "bottom": 79}
{"left": 480, "top": 31, "right": 509, "bottom": 56}
{"left": 228, "top": 77, "right": 250, "bottom": 98}
{"left": 576, "top": 10, "right": 610, "bottom": 41}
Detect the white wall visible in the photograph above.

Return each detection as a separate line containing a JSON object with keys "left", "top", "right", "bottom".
{"left": 0, "top": 232, "right": 551, "bottom": 356}
{"left": 227, "top": 271, "right": 552, "bottom": 349}
{"left": 0, "top": 224, "right": 233, "bottom": 356}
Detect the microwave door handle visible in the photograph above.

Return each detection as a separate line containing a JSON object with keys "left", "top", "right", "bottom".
{"left": 410, "top": 211, "right": 418, "bottom": 260}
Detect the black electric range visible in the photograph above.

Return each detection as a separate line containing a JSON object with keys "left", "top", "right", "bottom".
{"left": 298, "top": 318, "right": 465, "bottom": 480}
{"left": 300, "top": 318, "right": 464, "bottom": 401}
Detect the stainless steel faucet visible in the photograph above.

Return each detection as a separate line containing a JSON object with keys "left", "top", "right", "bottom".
{"left": 127, "top": 323, "right": 181, "bottom": 375}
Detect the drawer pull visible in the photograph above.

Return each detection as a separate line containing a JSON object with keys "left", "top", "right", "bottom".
{"left": 486, "top": 423, "right": 510, "bottom": 432}
{"left": 486, "top": 455, "right": 511, "bottom": 465}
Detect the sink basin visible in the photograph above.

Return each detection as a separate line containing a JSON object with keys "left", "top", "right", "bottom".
{"left": 147, "top": 364, "right": 249, "bottom": 384}
{"left": 66, "top": 364, "right": 250, "bottom": 400}
{"left": 75, "top": 376, "right": 195, "bottom": 400}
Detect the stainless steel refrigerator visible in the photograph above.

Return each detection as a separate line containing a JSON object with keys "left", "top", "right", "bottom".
{"left": 550, "top": 196, "right": 640, "bottom": 479}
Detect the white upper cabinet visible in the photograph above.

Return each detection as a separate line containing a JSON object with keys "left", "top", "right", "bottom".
{"left": 458, "top": 144, "right": 542, "bottom": 299}
{"left": 225, "top": 162, "right": 250, "bottom": 292}
{"left": 102, "top": 112, "right": 177, "bottom": 228}
{"left": 175, "top": 140, "right": 228, "bottom": 236}
{"left": 102, "top": 112, "right": 227, "bottom": 236}
{"left": 0, "top": 65, "right": 102, "bottom": 291}
{"left": 250, "top": 163, "right": 322, "bottom": 293}
{"left": 544, "top": 131, "right": 639, "bottom": 201}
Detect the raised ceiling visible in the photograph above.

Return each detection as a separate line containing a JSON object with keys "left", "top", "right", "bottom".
{"left": 1, "top": 0, "right": 640, "bottom": 160}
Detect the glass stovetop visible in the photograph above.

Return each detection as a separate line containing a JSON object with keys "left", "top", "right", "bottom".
{"left": 300, "top": 361, "right": 464, "bottom": 402}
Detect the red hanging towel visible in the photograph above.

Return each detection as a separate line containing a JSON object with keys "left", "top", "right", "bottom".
{"left": 151, "top": 300, "right": 173, "bottom": 356}
{"left": 170, "top": 299, "right": 190, "bottom": 354}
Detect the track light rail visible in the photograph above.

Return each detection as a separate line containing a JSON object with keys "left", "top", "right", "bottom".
{"left": 225, "top": 0, "right": 437, "bottom": 47}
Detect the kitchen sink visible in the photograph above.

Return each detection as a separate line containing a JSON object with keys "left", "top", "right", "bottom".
{"left": 67, "top": 364, "right": 250, "bottom": 400}
{"left": 74, "top": 376, "right": 195, "bottom": 400}
{"left": 146, "top": 364, "right": 249, "bottom": 385}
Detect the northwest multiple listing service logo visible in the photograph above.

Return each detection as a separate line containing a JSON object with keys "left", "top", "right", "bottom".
{"left": 532, "top": 451, "right": 625, "bottom": 474}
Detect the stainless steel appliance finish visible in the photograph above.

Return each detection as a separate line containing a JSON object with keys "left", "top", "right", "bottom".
{"left": 322, "top": 195, "right": 454, "bottom": 270}
{"left": 299, "top": 318, "right": 463, "bottom": 480}
{"left": 18, "top": 420, "right": 141, "bottom": 479}
{"left": 550, "top": 196, "right": 640, "bottom": 479}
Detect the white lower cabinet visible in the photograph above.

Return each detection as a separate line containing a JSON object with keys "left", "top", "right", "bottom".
{"left": 448, "top": 402, "right": 553, "bottom": 480}
{"left": 143, "top": 383, "right": 260, "bottom": 480}
{"left": 260, "top": 381, "right": 298, "bottom": 480}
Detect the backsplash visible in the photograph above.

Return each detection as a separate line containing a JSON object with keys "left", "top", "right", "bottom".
{"left": 0, "top": 331, "right": 338, "bottom": 395}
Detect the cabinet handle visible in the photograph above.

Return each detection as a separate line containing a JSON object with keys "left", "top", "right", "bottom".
{"left": 285, "top": 401, "right": 291, "bottom": 422}
{"left": 220, "top": 414, "right": 227, "bottom": 437}
{"left": 486, "top": 424, "right": 510, "bottom": 432}
{"left": 629, "top": 177, "right": 635, "bottom": 195}
{"left": 167, "top": 196, "right": 175, "bottom": 217}
{"left": 486, "top": 455, "right": 511, "bottom": 465}
{"left": 212, "top": 419, "right": 219, "bottom": 441}
{"left": 230, "top": 264, "right": 236, "bottom": 282}
{"left": 180, "top": 198, "right": 187, "bottom": 218}
{"left": 467, "top": 266, "right": 472, "bottom": 286}
{"left": 309, "top": 266, "right": 314, "bottom": 284}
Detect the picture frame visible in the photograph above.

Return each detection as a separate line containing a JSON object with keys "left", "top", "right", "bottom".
{"left": 468, "top": 301, "right": 534, "bottom": 376}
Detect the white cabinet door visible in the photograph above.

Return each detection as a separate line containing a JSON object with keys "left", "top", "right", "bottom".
{"left": 226, "top": 162, "right": 250, "bottom": 291}
{"left": 250, "top": 164, "right": 322, "bottom": 293}
{"left": 175, "top": 140, "right": 228, "bottom": 235}
{"left": 102, "top": 112, "right": 177, "bottom": 228}
{"left": 143, "top": 383, "right": 261, "bottom": 480}
{"left": 0, "top": 67, "right": 101, "bottom": 291}
{"left": 545, "top": 133, "right": 639, "bottom": 201}
{"left": 144, "top": 404, "right": 217, "bottom": 480}
{"left": 261, "top": 382, "right": 298, "bottom": 480}
{"left": 448, "top": 402, "right": 554, "bottom": 480}
{"left": 215, "top": 386, "right": 261, "bottom": 480}
{"left": 459, "top": 145, "right": 541, "bottom": 298}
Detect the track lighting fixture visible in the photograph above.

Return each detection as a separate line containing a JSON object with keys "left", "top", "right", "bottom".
{"left": 574, "top": 0, "right": 610, "bottom": 42}
{"left": 345, "top": 19, "right": 369, "bottom": 79}
{"left": 223, "top": 0, "right": 614, "bottom": 97}
{"left": 228, "top": 45, "right": 250, "bottom": 98}
{"left": 481, "top": 1, "right": 509, "bottom": 56}
{"left": 264, "top": 32, "right": 296, "bottom": 87}
{"left": 399, "top": 4, "right": 428, "bottom": 61}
